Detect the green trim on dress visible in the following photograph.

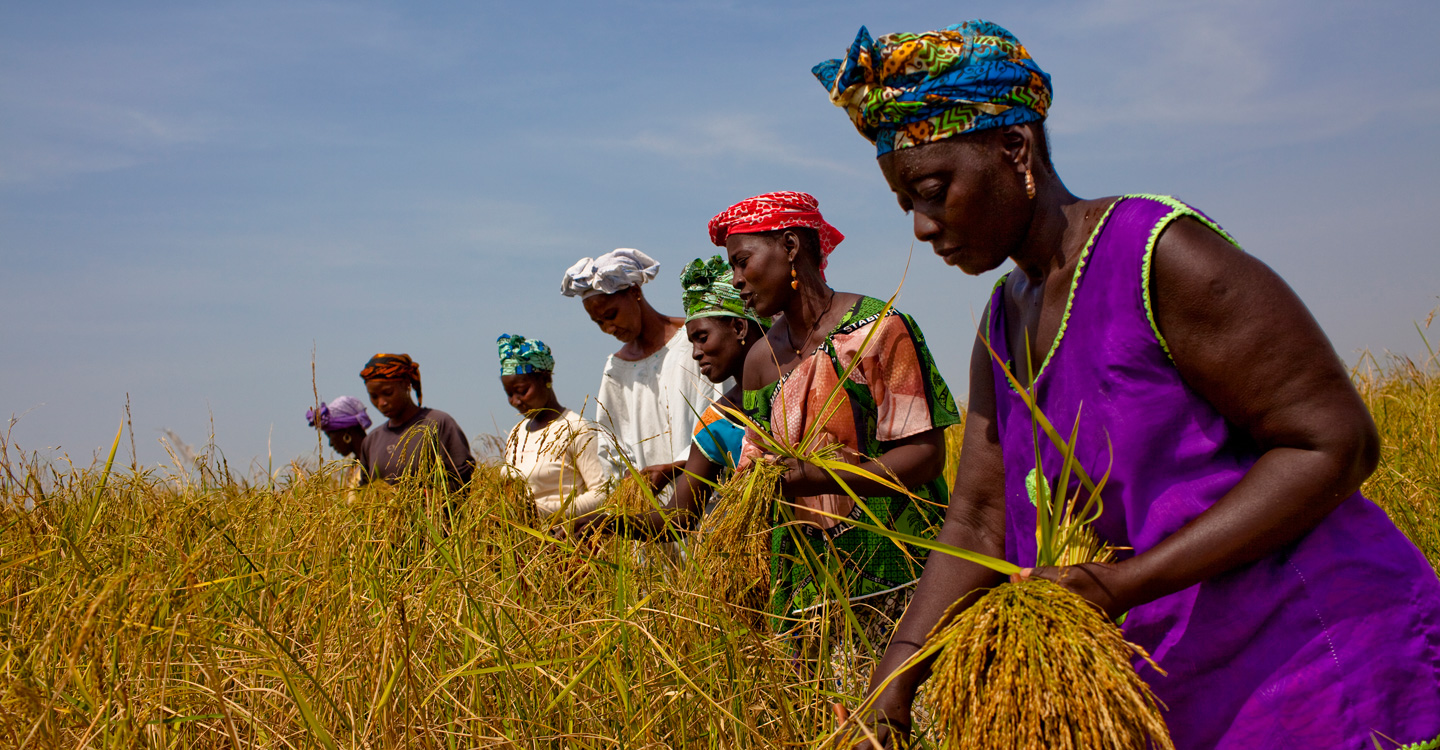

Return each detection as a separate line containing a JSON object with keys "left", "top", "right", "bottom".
{"left": 1135, "top": 194, "right": 1243, "bottom": 362}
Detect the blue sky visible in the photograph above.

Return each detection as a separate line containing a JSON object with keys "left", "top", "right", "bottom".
{"left": 3, "top": 0, "right": 1438, "bottom": 471}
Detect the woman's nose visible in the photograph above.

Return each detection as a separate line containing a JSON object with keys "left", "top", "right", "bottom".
{"left": 913, "top": 211, "right": 942, "bottom": 242}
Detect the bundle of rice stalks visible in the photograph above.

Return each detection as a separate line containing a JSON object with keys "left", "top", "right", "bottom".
{"left": 603, "top": 472, "right": 654, "bottom": 516}
{"left": 912, "top": 345, "right": 1172, "bottom": 749}
{"left": 923, "top": 577, "right": 1170, "bottom": 750}
{"left": 691, "top": 458, "right": 787, "bottom": 611}
{"left": 831, "top": 342, "right": 1174, "bottom": 749}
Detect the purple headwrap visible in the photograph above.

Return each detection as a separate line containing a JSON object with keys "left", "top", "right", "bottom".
{"left": 306, "top": 396, "right": 373, "bottom": 432}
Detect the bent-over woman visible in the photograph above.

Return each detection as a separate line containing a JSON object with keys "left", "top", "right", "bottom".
{"left": 716, "top": 191, "right": 961, "bottom": 632}
{"left": 813, "top": 20, "right": 1440, "bottom": 748}
{"left": 561, "top": 248, "right": 723, "bottom": 493}
{"left": 574, "top": 255, "right": 769, "bottom": 538}
{"left": 306, "top": 395, "right": 372, "bottom": 491}
{"left": 498, "top": 334, "right": 607, "bottom": 520}
{"left": 358, "top": 353, "right": 475, "bottom": 490}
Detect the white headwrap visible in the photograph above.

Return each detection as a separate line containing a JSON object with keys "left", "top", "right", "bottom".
{"left": 560, "top": 248, "right": 660, "bottom": 299}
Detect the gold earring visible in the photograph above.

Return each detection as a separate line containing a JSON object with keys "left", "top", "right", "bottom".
{"left": 1024, "top": 168, "right": 1036, "bottom": 199}
{"left": 790, "top": 265, "right": 799, "bottom": 290}
{"left": 738, "top": 334, "right": 746, "bottom": 346}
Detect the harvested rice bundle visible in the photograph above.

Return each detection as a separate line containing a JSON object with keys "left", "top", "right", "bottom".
{"left": 909, "top": 392, "right": 1173, "bottom": 748}
{"left": 692, "top": 458, "right": 787, "bottom": 609}
{"left": 602, "top": 472, "right": 654, "bottom": 516}
{"left": 923, "top": 577, "right": 1171, "bottom": 750}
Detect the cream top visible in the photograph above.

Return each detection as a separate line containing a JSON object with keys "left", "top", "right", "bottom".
{"left": 504, "top": 409, "right": 607, "bottom": 519}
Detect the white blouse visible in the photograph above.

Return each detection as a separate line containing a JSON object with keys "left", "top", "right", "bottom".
{"left": 503, "top": 409, "right": 607, "bottom": 519}
{"left": 592, "top": 326, "right": 727, "bottom": 475}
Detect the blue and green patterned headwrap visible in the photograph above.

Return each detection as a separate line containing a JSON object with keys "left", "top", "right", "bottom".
{"left": 497, "top": 334, "right": 554, "bottom": 376}
{"left": 680, "top": 255, "right": 770, "bottom": 328}
{"left": 812, "top": 20, "right": 1052, "bottom": 157}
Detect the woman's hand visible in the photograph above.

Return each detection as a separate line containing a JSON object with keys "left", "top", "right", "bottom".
{"left": 1011, "top": 562, "right": 1137, "bottom": 621}
{"left": 637, "top": 461, "right": 683, "bottom": 491}
{"left": 844, "top": 699, "right": 912, "bottom": 749}
{"left": 778, "top": 456, "right": 829, "bottom": 496}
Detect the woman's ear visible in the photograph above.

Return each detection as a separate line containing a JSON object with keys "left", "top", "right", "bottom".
{"left": 729, "top": 316, "right": 749, "bottom": 340}
{"left": 782, "top": 230, "right": 801, "bottom": 264}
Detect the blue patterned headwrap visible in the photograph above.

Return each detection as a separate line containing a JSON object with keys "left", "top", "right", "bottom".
{"left": 497, "top": 334, "right": 554, "bottom": 376}
{"left": 812, "top": 20, "right": 1052, "bottom": 157}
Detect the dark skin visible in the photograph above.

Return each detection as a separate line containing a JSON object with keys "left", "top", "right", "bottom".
{"left": 726, "top": 230, "right": 946, "bottom": 512}
{"left": 501, "top": 372, "right": 565, "bottom": 431}
{"left": 850, "top": 124, "right": 1380, "bottom": 746}
{"left": 581, "top": 286, "right": 688, "bottom": 489}
{"left": 365, "top": 378, "right": 422, "bottom": 426}
{"left": 323, "top": 425, "right": 367, "bottom": 459}
{"left": 568, "top": 315, "right": 763, "bottom": 539}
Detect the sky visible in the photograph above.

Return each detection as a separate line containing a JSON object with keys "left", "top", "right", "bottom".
{"left": 3, "top": 0, "right": 1439, "bottom": 473}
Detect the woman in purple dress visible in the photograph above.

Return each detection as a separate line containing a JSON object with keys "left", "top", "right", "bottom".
{"left": 813, "top": 20, "right": 1440, "bottom": 749}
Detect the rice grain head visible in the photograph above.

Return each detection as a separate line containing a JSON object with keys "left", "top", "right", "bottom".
{"left": 603, "top": 473, "right": 653, "bottom": 516}
{"left": 924, "top": 576, "right": 1172, "bottom": 750}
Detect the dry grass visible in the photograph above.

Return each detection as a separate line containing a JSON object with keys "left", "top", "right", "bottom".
{"left": 0, "top": 454, "right": 853, "bottom": 748}
{"left": 1357, "top": 346, "right": 1440, "bottom": 573}
{"left": 0, "top": 332, "right": 1435, "bottom": 748}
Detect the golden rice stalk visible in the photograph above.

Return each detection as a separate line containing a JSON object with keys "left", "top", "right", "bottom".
{"left": 692, "top": 459, "right": 787, "bottom": 611}
{"left": 603, "top": 473, "right": 653, "bottom": 516}
{"left": 924, "top": 576, "right": 1172, "bottom": 750}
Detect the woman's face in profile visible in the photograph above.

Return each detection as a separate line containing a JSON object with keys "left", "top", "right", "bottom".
{"left": 725, "top": 234, "right": 790, "bottom": 319}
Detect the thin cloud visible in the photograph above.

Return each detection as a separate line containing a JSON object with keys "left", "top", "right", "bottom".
{"left": 610, "top": 115, "right": 862, "bottom": 175}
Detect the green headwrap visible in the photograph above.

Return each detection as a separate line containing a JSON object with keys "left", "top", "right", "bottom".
{"left": 680, "top": 255, "right": 770, "bottom": 328}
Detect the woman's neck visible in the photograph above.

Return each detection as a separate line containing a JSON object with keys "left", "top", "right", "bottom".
{"left": 782, "top": 274, "right": 836, "bottom": 346}
{"left": 389, "top": 402, "right": 422, "bottom": 427}
{"left": 627, "top": 299, "right": 681, "bottom": 358}
{"left": 1012, "top": 175, "right": 1088, "bottom": 283}
{"left": 528, "top": 398, "right": 565, "bottom": 430}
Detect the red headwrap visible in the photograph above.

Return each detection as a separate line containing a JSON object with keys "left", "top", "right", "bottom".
{"left": 707, "top": 191, "right": 845, "bottom": 272}
{"left": 360, "top": 353, "right": 423, "bottom": 405}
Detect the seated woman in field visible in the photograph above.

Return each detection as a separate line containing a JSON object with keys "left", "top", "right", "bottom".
{"left": 716, "top": 191, "right": 961, "bottom": 633}
{"left": 812, "top": 20, "right": 1440, "bottom": 748}
{"left": 572, "top": 255, "right": 769, "bottom": 537}
{"left": 498, "top": 334, "right": 607, "bottom": 520}
{"left": 305, "top": 395, "right": 372, "bottom": 490}
{"left": 561, "top": 248, "right": 723, "bottom": 496}
{"left": 358, "top": 353, "right": 475, "bottom": 491}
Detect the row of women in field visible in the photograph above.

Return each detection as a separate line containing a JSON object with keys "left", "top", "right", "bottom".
{"left": 304, "top": 18, "right": 1440, "bottom": 750}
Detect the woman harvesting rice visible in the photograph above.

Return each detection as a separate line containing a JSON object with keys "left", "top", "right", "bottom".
{"left": 306, "top": 395, "right": 372, "bottom": 461}
{"left": 358, "top": 352, "right": 475, "bottom": 490}
{"left": 571, "top": 255, "right": 768, "bottom": 538}
{"left": 497, "top": 334, "right": 607, "bottom": 519}
{"left": 716, "top": 191, "right": 961, "bottom": 632}
{"left": 812, "top": 20, "right": 1440, "bottom": 748}
{"left": 305, "top": 395, "right": 372, "bottom": 494}
{"left": 561, "top": 249, "right": 724, "bottom": 495}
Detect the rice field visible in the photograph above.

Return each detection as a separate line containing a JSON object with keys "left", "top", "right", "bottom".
{"left": 0, "top": 343, "right": 1435, "bottom": 748}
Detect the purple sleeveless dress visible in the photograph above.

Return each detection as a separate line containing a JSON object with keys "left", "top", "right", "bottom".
{"left": 986, "top": 195, "right": 1440, "bottom": 749}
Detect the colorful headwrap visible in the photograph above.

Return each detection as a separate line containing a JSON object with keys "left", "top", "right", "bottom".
{"left": 560, "top": 248, "right": 660, "bottom": 299}
{"left": 707, "top": 191, "right": 845, "bottom": 273}
{"left": 359, "top": 352, "right": 422, "bottom": 405}
{"left": 812, "top": 20, "right": 1052, "bottom": 157}
{"left": 497, "top": 334, "right": 555, "bottom": 375}
{"left": 306, "top": 396, "right": 373, "bottom": 432}
{"left": 680, "top": 255, "right": 771, "bottom": 328}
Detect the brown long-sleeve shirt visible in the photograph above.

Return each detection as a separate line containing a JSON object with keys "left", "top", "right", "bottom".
{"left": 359, "top": 407, "right": 475, "bottom": 489}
